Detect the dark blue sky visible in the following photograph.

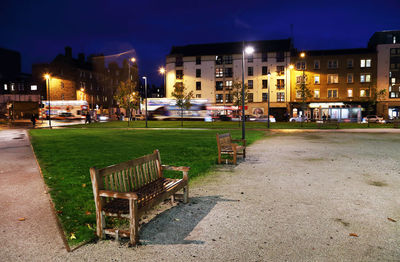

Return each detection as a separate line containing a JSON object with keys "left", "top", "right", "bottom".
{"left": 1, "top": 0, "right": 399, "bottom": 86}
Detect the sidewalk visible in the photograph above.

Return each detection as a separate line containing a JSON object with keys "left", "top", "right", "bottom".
{"left": 0, "top": 129, "right": 67, "bottom": 260}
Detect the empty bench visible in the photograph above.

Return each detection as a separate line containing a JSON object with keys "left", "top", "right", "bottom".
{"left": 90, "top": 149, "right": 189, "bottom": 246}
{"left": 216, "top": 133, "right": 246, "bottom": 165}
{"left": 318, "top": 120, "right": 339, "bottom": 129}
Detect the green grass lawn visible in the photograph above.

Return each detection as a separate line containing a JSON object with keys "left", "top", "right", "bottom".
{"left": 70, "top": 120, "right": 397, "bottom": 129}
{"left": 29, "top": 128, "right": 265, "bottom": 246}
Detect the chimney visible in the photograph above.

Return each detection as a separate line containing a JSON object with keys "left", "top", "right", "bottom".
{"left": 65, "top": 46, "right": 72, "bottom": 58}
{"left": 78, "top": 53, "right": 85, "bottom": 63}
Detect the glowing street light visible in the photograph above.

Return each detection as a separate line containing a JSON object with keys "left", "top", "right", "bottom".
{"left": 241, "top": 44, "right": 254, "bottom": 140}
{"left": 300, "top": 52, "right": 306, "bottom": 58}
{"left": 289, "top": 64, "right": 294, "bottom": 70}
{"left": 43, "top": 74, "right": 52, "bottom": 129}
{"left": 159, "top": 67, "right": 166, "bottom": 97}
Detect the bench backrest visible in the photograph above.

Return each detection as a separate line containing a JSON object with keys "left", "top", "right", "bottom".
{"left": 91, "top": 150, "right": 162, "bottom": 193}
{"left": 216, "top": 133, "right": 232, "bottom": 150}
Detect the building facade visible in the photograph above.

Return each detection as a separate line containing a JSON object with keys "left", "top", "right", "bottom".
{"left": 165, "top": 39, "right": 293, "bottom": 120}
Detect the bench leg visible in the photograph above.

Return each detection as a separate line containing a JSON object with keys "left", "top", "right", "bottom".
{"left": 183, "top": 185, "right": 189, "bottom": 204}
{"left": 129, "top": 199, "right": 139, "bottom": 246}
{"left": 218, "top": 152, "right": 221, "bottom": 164}
{"left": 96, "top": 209, "right": 105, "bottom": 239}
{"left": 171, "top": 194, "right": 175, "bottom": 205}
{"left": 243, "top": 149, "right": 246, "bottom": 159}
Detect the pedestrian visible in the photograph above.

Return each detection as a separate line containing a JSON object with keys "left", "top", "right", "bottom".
{"left": 85, "top": 112, "right": 91, "bottom": 124}
{"left": 31, "top": 114, "right": 36, "bottom": 127}
{"left": 322, "top": 114, "right": 327, "bottom": 122}
{"left": 328, "top": 114, "right": 331, "bottom": 122}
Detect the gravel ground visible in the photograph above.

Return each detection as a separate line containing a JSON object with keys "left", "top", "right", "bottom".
{"left": 50, "top": 131, "right": 400, "bottom": 262}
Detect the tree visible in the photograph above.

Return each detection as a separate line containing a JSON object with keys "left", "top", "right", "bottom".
{"left": 171, "top": 82, "right": 193, "bottom": 127}
{"left": 114, "top": 66, "right": 140, "bottom": 126}
{"left": 296, "top": 71, "right": 312, "bottom": 126}
{"left": 231, "top": 81, "right": 249, "bottom": 126}
{"left": 364, "top": 85, "right": 386, "bottom": 115}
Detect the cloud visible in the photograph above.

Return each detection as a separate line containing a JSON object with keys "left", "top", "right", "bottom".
{"left": 234, "top": 18, "right": 252, "bottom": 29}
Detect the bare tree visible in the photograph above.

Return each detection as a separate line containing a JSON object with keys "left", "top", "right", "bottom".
{"left": 171, "top": 82, "right": 194, "bottom": 127}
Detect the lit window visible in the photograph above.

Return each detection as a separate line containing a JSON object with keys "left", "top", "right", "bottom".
{"left": 347, "top": 89, "right": 353, "bottom": 97}
{"left": 216, "top": 68, "right": 223, "bottom": 78}
{"left": 360, "top": 74, "right": 371, "bottom": 83}
{"left": 4, "top": 84, "right": 7, "bottom": 90}
{"left": 360, "top": 59, "right": 371, "bottom": 68}
{"left": 11, "top": 84, "right": 15, "bottom": 91}
{"left": 296, "top": 76, "right": 304, "bottom": 84}
{"left": 225, "top": 94, "right": 233, "bottom": 103}
{"left": 30, "top": 85, "right": 37, "bottom": 91}
{"left": 314, "top": 60, "right": 320, "bottom": 69}
{"left": 314, "top": 75, "right": 320, "bottom": 84}
{"left": 392, "top": 78, "right": 396, "bottom": 84}
{"left": 277, "top": 66, "right": 284, "bottom": 75}
{"left": 296, "top": 91, "right": 302, "bottom": 99}
{"left": 216, "top": 94, "right": 223, "bottom": 103}
{"left": 225, "top": 80, "right": 233, "bottom": 89}
{"left": 277, "top": 92, "right": 285, "bottom": 102}
{"left": 360, "top": 89, "right": 370, "bottom": 97}
{"left": 276, "top": 79, "right": 285, "bottom": 88}
{"left": 393, "top": 36, "right": 397, "bottom": 44}
{"left": 327, "top": 74, "right": 339, "bottom": 84}
{"left": 314, "top": 90, "right": 320, "bottom": 98}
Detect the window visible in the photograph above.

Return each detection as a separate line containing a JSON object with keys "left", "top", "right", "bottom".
{"left": 262, "top": 66, "right": 268, "bottom": 75}
{"left": 61, "top": 94, "right": 64, "bottom": 100}
{"left": 196, "top": 94, "right": 201, "bottom": 98}
{"left": 262, "top": 53, "right": 268, "bottom": 62}
{"left": 224, "top": 68, "right": 233, "bottom": 77}
{"left": 276, "top": 51, "right": 284, "bottom": 62}
{"left": 347, "top": 89, "right": 353, "bottom": 97}
{"left": 225, "top": 80, "right": 233, "bottom": 89}
{"left": 224, "top": 56, "right": 233, "bottom": 64}
{"left": 296, "top": 61, "right": 306, "bottom": 70}
{"left": 277, "top": 92, "right": 285, "bottom": 102}
{"left": 394, "top": 36, "right": 397, "bottom": 44}
{"left": 360, "top": 74, "right": 371, "bottom": 83}
{"left": 248, "top": 80, "right": 253, "bottom": 89}
{"left": 262, "top": 93, "right": 268, "bottom": 102}
{"left": 215, "top": 68, "right": 223, "bottom": 78}
{"left": 216, "top": 81, "right": 223, "bottom": 90}
{"left": 347, "top": 73, "right": 354, "bottom": 83}
{"left": 225, "top": 94, "right": 233, "bottom": 103}
{"left": 327, "top": 89, "right": 338, "bottom": 98}
{"left": 392, "top": 78, "right": 396, "bottom": 84}
{"left": 327, "top": 74, "right": 339, "bottom": 84}
{"left": 30, "top": 85, "right": 37, "bottom": 91}
{"left": 175, "top": 57, "right": 183, "bottom": 66}
{"left": 4, "top": 84, "right": 7, "bottom": 90}
{"left": 360, "top": 59, "right": 371, "bottom": 68}
{"left": 276, "top": 66, "right": 284, "bottom": 75}
{"left": 216, "top": 94, "right": 223, "bottom": 103}
{"left": 296, "top": 76, "right": 304, "bottom": 84}
{"left": 360, "top": 89, "right": 370, "bottom": 97}
{"left": 276, "top": 79, "right": 284, "bottom": 88}
{"left": 196, "top": 82, "right": 201, "bottom": 90}
{"left": 314, "top": 89, "right": 320, "bottom": 98}
{"left": 328, "top": 60, "right": 338, "bottom": 69}
{"left": 176, "top": 70, "right": 183, "bottom": 79}
{"left": 248, "top": 93, "right": 253, "bottom": 102}
{"left": 314, "top": 75, "right": 320, "bottom": 84}
{"left": 61, "top": 82, "right": 64, "bottom": 89}
{"left": 247, "top": 54, "right": 253, "bottom": 63}
{"left": 248, "top": 67, "right": 253, "bottom": 76}
{"left": 296, "top": 91, "right": 302, "bottom": 99}
{"left": 262, "top": 80, "right": 268, "bottom": 89}
{"left": 347, "top": 59, "right": 354, "bottom": 68}
{"left": 215, "top": 56, "right": 223, "bottom": 65}
{"left": 314, "top": 60, "right": 320, "bottom": 69}
{"left": 18, "top": 83, "right": 24, "bottom": 91}
{"left": 196, "top": 56, "right": 201, "bottom": 65}
{"left": 196, "top": 69, "right": 201, "bottom": 78}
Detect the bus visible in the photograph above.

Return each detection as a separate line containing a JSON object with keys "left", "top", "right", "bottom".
{"left": 145, "top": 98, "right": 210, "bottom": 120}
{"left": 40, "top": 100, "right": 89, "bottom": 120}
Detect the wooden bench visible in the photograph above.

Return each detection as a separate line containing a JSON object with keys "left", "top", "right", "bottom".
{"left": 216, "top": 133, "right": 246, "bottom": 165}
{"left": 393, "top": 120, "right": 400, "bottom": 128}
{"left": 318, "top": 120, "right": 339, "bottom": 129}
{"left": 90, "top": 149, "right": 189, "bottom": 246}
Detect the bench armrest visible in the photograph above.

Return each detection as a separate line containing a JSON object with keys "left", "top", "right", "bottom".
{"left": 99, "top": 190, "right": 138, "bottom": 200}
{"left": 231, "top": 139, "right": 246, "bottom": 146}
{"left": 162, "top": 165, "right": 190, "bottom": 180}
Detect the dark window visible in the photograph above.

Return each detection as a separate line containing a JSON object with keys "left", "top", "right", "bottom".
{"left": 276, "top": 66, "right": 284, "bottom": 75}
{"left": 262, "top": 53, "right": 268, "bottom": 62}
{"left": 247, "top": 54, "right": 253, "bottom": 63}
{"left": 216, "top": 81, "right": 223, "bottom": 90}
{"left": 196, "top": 56, "right": 201, "bottom": 65}
{"left": 225, "top": 94, "right": 233, "bottom": 103}
{"left": 216, "top": 94, "right": 223, "bottom": 103}
{"left": 224, "top": 68, "right": 233, "bottom": 77}
{"left": 276, "top": 79, "right": 285, "bottom": 88}
{"left": 176, "top": 70, "right": 183, "bottom": 79}
{"left": 224, "top": 55, "right": 233, "bottom": 64}
{"left": 262, "top": 66, "right": 268, "bottom": 75}
{"left": 276, "top": 51, "right": 284, "bottom": 62}
{"left": 248, "top": 67, "right": 253, "bottom": 76}
{"left": 262, "top": 93, "right": 268, "bottom": 102}
{"left": 196, "top": 82, "right": 201, "bottom": 90}
{"left": 175, "top": 57, "right": 183, "bottom": 66}
{"left": 216, "top": 56, "right": 223, "bottom": 65}
{"left": 248, "top": 80, "right": 253, "bottom": 89}
{"left": 196, "top": 69, "right": 201, "bottom": 78}
{"left": 248, "top": 93, "right": 253, "bottom": 102}
{"left": 262, "top": 80, "right": 268, "bottom": 89}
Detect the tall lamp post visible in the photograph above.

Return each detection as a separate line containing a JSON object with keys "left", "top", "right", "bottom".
{"left": 267, "top": 71, "right": 271, "bottom": 128}
{"left": 300, "top": 52, "right": 306, "bottom": 120}
{"left": 142, "top": 76, "right": 148, "bottom": 128}
{"left": 241, "top": 43, "right": 254, "bottom": 140}
{"left": 44, "top": 74, "right": 52, "bottom": 129}
{"left": 159, "top": 67, "right": 165, "bottom": 97}
{"left": 127, "top": 57, "right": 136, "bottom": 123}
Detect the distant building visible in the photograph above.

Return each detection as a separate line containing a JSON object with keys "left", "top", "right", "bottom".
{"left": 165, "top": 39, "right": 293, "bottom": 120}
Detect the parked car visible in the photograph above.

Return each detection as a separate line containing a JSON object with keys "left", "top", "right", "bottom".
{"left": 254, "top": 115, "right": 276, "bottom": 123}
{"left": 54, "top": 112, "right": 74, "bottom": 120}
{"left": 289, "top": 116, "right": 309, "bottom": 122}
{"left": 362, "top": 115, "right": 385, "bottom": 123}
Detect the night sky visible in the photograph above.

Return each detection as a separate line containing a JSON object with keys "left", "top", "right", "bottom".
{"left": 1, "top": 0, "right": 399, "bottom": 86}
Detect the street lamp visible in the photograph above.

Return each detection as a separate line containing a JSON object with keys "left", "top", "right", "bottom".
{"left": 267, "top": 71, "right": 271, "bottom": 128}
{"left": 300, "top": 52, "right": 307, "bottom": 124}
{"left": 142, "top": 76, "right": 148, "bottom": 128}
{"left": 241, "top": 42, "right": 254, "bottom": 140}
{"left": 159, "top": 67, "right": 166, "bottom": 97}
{"left": 127, "top": 57, "right": 136, "bottom": 124}
{"left": 44, "top": 74, "right": 52, "bottom": 129}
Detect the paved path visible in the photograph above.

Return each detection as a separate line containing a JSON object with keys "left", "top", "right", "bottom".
{"left": 0, "top": 129, "right": 67, "bottom": 261}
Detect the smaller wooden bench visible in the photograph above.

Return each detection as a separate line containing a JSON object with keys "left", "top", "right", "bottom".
{"left": 393, "top": 120, "right": 400, "bottom": 128}
{"left": 90, "top": 150, "right": 189, "bottom": 246}
{"left": 318, "top": 120, "right": 339, "bottom": 129}
{"left": 216, "top": 133, "right": 246, "bottom": 165}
